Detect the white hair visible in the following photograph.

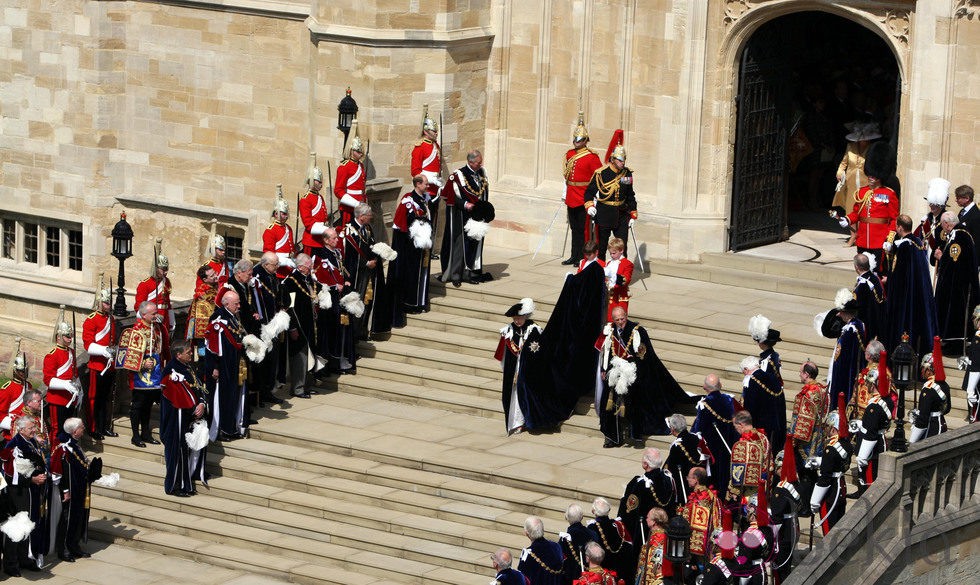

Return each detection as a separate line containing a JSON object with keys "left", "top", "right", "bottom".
{"left": 642, "top": 448, "right": 663, "bottom": 469}
{"left": 524, "top": 516, "right": 544, "bottom": 540}
{"left": 233, "top": 259, "right": 253, "bottom": 273}
{"left": 592, "top": 497, "right": 611, "bottom": 517}
{"left": 63, "top": 417, "right": 84, "bottom": 434}
{"left": 740, "top": 355, "right": 761, "bottom": 372}
{"left": 667, "top": 414, "right": 687, "bottom": 433}
{"left": 585, "top": 541, "right": 605, "bottom": 564}
{"left": 565, "top": 504, "right": 584, "bottom": 524}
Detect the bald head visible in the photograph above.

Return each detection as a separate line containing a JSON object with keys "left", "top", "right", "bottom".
{"left": 703, "top": 373, "right": 722, "bottom": 394}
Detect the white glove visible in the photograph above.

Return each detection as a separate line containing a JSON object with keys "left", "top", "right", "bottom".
{"left": 86, "top": 343, "right": 112, "bottom": 359}
{"left": 856, "top": 456, "right": 868, "bottom": 467}
{"left": 587, "top": 206, "right": 597, "bottom": 217}
{"left": 47, "top": 378, "right": 72, "bottom": 391}
{"left": 561, "top": 192, "right": 566, "bottom": 203}
{"left": 277, "top": 254, "right": 296, "bottom": 269}
{"left": 339, "top": 194, "right": 360, "bottom": 209}
{"left": 628, "top": 218, "right": 635, "bottom": 228}
{"left": 882, "top": 241, "right": 892, "bottom": 252}
{"left": 838, "top": 217, "right": 849, "bottom": 228}
{"left": 311, "top": 221, "right": 327, "bottom": 235}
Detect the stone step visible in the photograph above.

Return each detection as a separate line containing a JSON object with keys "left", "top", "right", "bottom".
{"left": 360, "top": 339, "right": 502, "bottom": 379}
{"left": 354, "top": 354, "right": 500, "bottom": 394}
{"left": 646, "top": 261, "right": 850, "bottom": 301}
{"left": 700, "top": 252, "right": 854, "bottom": 283}
{"left": 96, "top": 422, "right": 591, "bottom": 523}
{"left": 89, "top": 519, "right": 399, "bottom": 585}
{"left": 100, "top": 449, "right": 548, "bottom": 541}
{"left": 384, "top": 324, "right": 500, "bottom": 358}
{"left": 92, "top": 484, "right": 491, "bottom": 584}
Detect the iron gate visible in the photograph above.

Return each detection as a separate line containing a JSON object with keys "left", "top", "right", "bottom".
{"left": 729, "top": 33, "right": 790, "bottom": 252}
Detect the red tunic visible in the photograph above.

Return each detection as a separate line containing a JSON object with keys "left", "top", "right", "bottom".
{"left": 82, "top": 311, "right": 115, "bottom": 373}
{"left": 134, "top": 276, "right": 174, "bottom": 331}
{"left": 564, "top": 147, "right": 603, "bottom": 208}
{"left": 411, "top": 138, "right": 441, "bottom": 199}
{"left": 334, "top": 158, "right": 366, "bottom": 228}
{"left": 577, "top": 258, "right": 606, "bottom": 273}
{"left": 0, "top": 380, "right": 26, "bottom": 441}
{"left": 262, "top": 221, "right": 297, "bottom": 279}
{"left": 298, "top": 190, "right": 329, "bottom": 251}
{"left": 605, "top": 257, "right": 634, "bottom": 319}
{"left": 846, "top": 186, "right": 900, "bottom": 249}
{"left": 43, "top": 345, "right": 77, "bottom": 408}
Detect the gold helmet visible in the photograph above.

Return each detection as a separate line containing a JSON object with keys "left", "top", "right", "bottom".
{"left": 573, "top": 111, "right": 589, "bottom": 143}
{"left": 345, "top": 117, "right": 364, "bottom": 158}
{"left": 307, "top": 152, "right": 323, "bottom": 185}
{"left": 11, "top": 337, "right": 27, "bottom": 377}
{"left": 273, "top": 183, "right": 289, "bottom": 216}
{"left": 611, "top": 143, "right": 626, "bottom": 162}
{"left": 53, "top": 304, "right": 73, "bottom": 343}
{"left": 421, "top": 104, "right": 437, "bottom": 134}
{"left": 93, "top": 272, "right": 111, "bottom": 311}
{"left": 151, "top": 237, "right": 169, "bottom": 276}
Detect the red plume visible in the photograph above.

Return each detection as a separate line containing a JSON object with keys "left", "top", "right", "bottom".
{"left": 755, "top": 481, "right": 770, "bottom": 527}
{"left": 877, "top": 350, "right": 888, "bottom": 397}
{"left": 604, "top": 129, "right": 624, "bottom": 163}
{"left": 780, "top": 435, "right": 797, "bottom": 483}
{"left": 837, "top": 392, "right": 849, "bottom": 440}
{"left": 933, "top": 336, "right": 945, "bottom": 382}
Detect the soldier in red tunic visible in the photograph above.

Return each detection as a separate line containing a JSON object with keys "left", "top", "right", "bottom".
{"left": 411, "top": 107, "right": 443, "bottom": 258}
{"left": 562, "top": 112, "right": 603, "bottom": 266}
{"left": 0, "top": 339, "right": 30, "bottom": 442}
{"left": 134, "top": 238, "right": 174, "bottom": 360}
{"left": 197, "top": 222, "right": 230, "bottom": 289}
{"left": 43, "top": 309, "right": 82, "bottom": 448}
{"left": 299, "top": 154, "right": 331, "bottom": 258}
{"left": 82, "top": 285, "right": 117, "bottom": 440}
{"left": 834, "top": 142, "right": 899, "bottom": 273}
{"left": 334, "top": 120, "right": 367, "bottom": 230}
{"left": 263, "top": 184, "right": 297, "bottom": 279}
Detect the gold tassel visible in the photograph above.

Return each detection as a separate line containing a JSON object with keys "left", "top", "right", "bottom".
{"left": 364, "top": 280, "right": 374, "bottom": 303}
{"left": 616, "top": 402, "right": 626, "bottom": 417}
{"left": 340, "top": 314, "right": 350, "bottom": 326}
{"left": 238, "top": 358, "right": 247, "bottom": 385}
{"left": 605, "top": 395, "right": 615, "bottom": 412}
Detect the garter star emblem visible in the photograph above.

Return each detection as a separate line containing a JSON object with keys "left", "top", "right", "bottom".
{"left": 528, "top": 341, "right": 540, "bottom": 353}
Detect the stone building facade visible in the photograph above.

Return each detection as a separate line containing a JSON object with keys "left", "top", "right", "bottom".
{"left": 1, "top": 0, "right": 977, "bottom": 363}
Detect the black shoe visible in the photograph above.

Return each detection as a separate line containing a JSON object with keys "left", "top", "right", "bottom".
{"left": 173, "top": 491, "right": 191, "bottom": 498}
{"left": 142, "top": 436, "right": 160, "bottom": 445}
{"left": 561, "top": 258, "right": 577, "bottom": 265}
{"left": 340, "top": 368, "right": 356, "bottom": 376}
{"left": 131, "top": 438, "right": 146, "bottom": 448}
{"left": 59, "top": 553, "right": 76, "bottom": 563}
{"left": 5, "top": 568, "right": 21, "bottom": 577}
{"left": 261, "top": 395, "right": 285, "bottom": 406}
{"left": 602, "top": 438, "right": 621, "bottom": 448}
{"left": 72, "top": 550, "right": 91, "bottom": 559}
{"left": 294, "top": 392, "right": 312, "bottom": 399}
{"left": 452, "top": 280, "right": 462, "bottom": 288}
{"left": 479, "top": 272, "right": 494, "bottom": 282}
{"left": 103, "top": 429, "right": 119, "bottom": 438}
{"left": 19, "top": 561, "right": 40, "bottom": 571}
{"left": 90, "top": 432, "right": 104, "bottom": 441}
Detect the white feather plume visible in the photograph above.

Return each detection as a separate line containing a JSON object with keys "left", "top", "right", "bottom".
{"left": 862, "top": 252, "right": 877, "bottom": 272}
{"left": 92, "top": 472, "right": 120, "bottom": 488}
{"left": 463, "top": 219, "right": 490, "bottom": 240}
{"left": 317, "top": 288, "right": 333, "bottom": 309}
{"left": 607, "top": 356, "right": 637, "bottom": 396}
{"left": 519, "top": 298, "right": 535, "bottom": 316}
{"left": 12, "top": 457, "right": 34, "bottom": 478}
{"left": 185, "top": 419, "right": 209, "bottom": 451}
{"left": 409, "top": 221, "right": 433, "bottom": 249}
{"left": 261, "top": 310, "right": 291, "bottom": 344}
{"left": 242, "top": 334, "right": 268, "bottom": 363}
{"left": 0, "top": 511, "right": 34, "bottom": 542}
{"left": 340, "top": 291, "right": 365, "bottom": 318}
{"left": 834, "top": 288, "right": 853, "bottom": 311}
{"left": 748, "top": 314, "right": 771, "bottom": 342}
{"left": 814, "top": 311, "right": 830, "bottom": 336}
{"left": 371, "top": 242, "right": 398, "bottom": 262}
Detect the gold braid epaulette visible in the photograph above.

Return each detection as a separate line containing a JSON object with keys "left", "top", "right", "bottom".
{"left": 524, "top": 548, "right": 564, "bottom": 575}
{"left": 700, "top": 400, "right": 733, "bottom": 424}
{"left": 594, "top": 521, "right": 625, "bottom": 553}
{"left": 751, "top": 374, "right": 783, "bottom": 397}
{"left": 595, "top": 167, "right": 624, "bottom": 203}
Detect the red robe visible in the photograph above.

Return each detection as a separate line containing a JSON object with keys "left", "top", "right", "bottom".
{"left": 298, "top": 190, "right": 329, "bottom": 252}
{"left": 0, "top": 380, "right": 27, "bottom": 441}
{"left": 334, "top": 158, "right": 366, "bottom": 229}
{"left": 262, "top": 221, "right": 297, "bottom": 279}
{"left": 135, "top": 276, "right": 173, "bottom": 359}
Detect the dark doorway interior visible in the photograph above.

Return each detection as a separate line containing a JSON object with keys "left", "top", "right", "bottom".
{"left": 730, "top": 11, "right": 901, "bottom": 252}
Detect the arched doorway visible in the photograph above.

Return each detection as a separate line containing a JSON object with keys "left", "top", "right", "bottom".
{"left": 729, "top": 11, "right": 901, "bottom": 252}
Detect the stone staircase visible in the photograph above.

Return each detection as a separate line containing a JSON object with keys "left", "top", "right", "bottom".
{"left": 86, "top": 249, "right": 971, "bottom": 583}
